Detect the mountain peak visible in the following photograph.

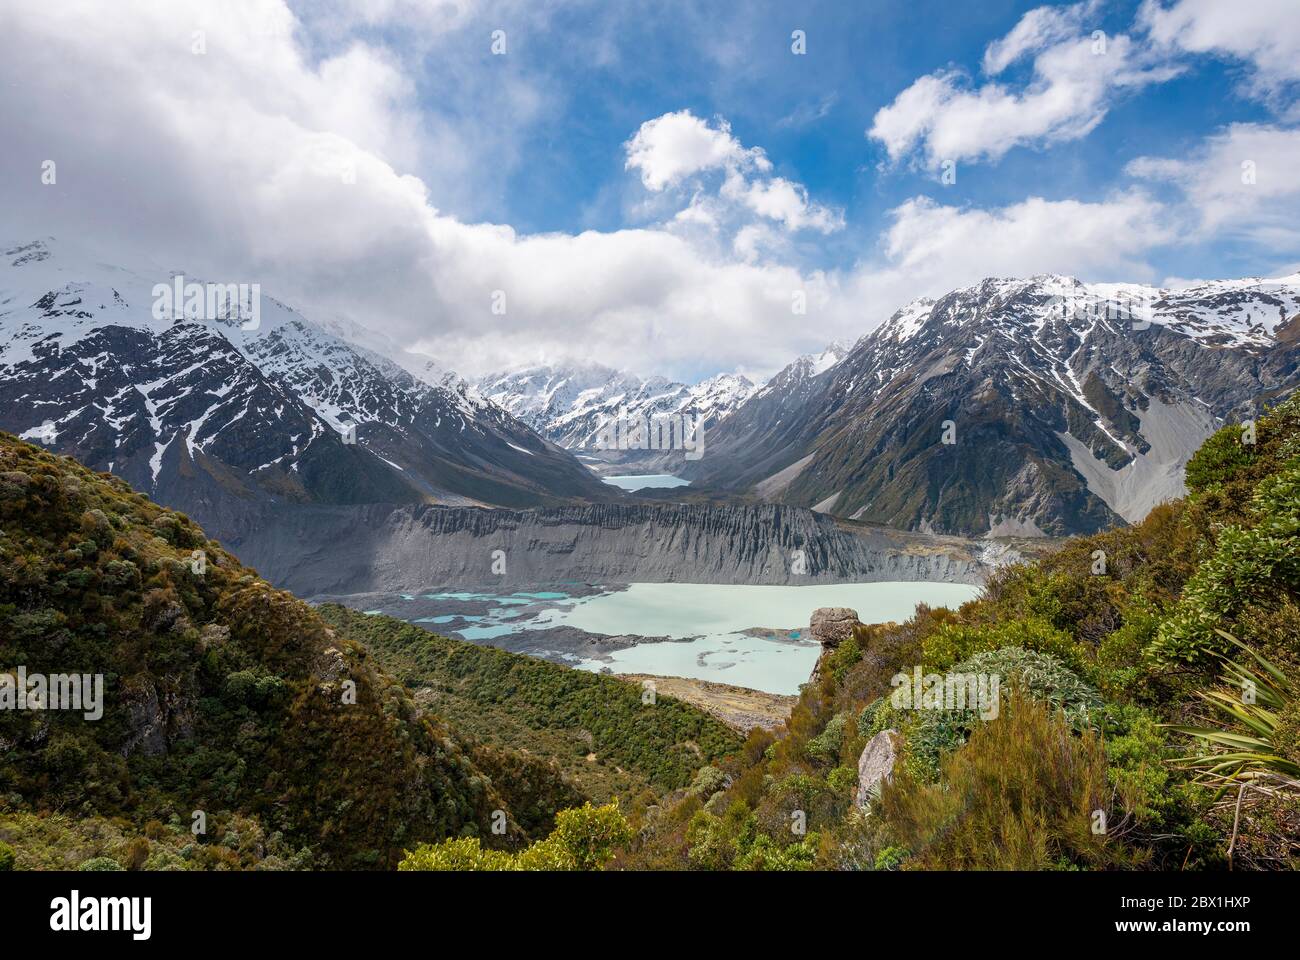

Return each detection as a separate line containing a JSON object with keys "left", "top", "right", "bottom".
{"left": 479, "top": 361, "right": 759, "bottom": 452}
{"left": 685, "top": 267, "right": 1300, "bottom": 537}
{"left": 0, "top": 241, "right": 609, "bottom": 517}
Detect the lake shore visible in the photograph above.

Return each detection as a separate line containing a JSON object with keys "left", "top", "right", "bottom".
{"left": 615, "top": 673, "right": 797, "bottom": 733}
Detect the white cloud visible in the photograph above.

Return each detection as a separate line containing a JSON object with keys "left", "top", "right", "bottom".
{"left": 880, "top": 193, "right": 1173, "bottom": 277}
{"left": 720, "top": 171, "right": 844, "bottom": 234}
{"left": 1140, "top": 0, "right": 1300, "bottom": 99}
{"left": 731, "top": 224, "right": 778, "bottom": 263}
{"left": 625, "top": 109, "right": 843, "bottom": 244}
{"left": 0, "top": 0, "right": 1207, "bottom": 382}
{"left": 871, "top": 4, "right": 1179, "bottom": 169}
{"left": 624, "top": 110, "right": 768, "bottom": 191}
{"left": 0, "top": 3, "right": 844, "bottom": 378}
{"left": 983, "top": 0, "right": 1097, "bottom": 75}
{"left": 296, "top": 0, "right": 480, "bottom": 31}
{"left": 1128, "top": 123, "right": 1300, "bottom": 246}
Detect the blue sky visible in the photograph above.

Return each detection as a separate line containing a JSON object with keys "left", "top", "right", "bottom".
{"left": 5, "top": 0, "right": 1300, "bottom": 380}
{"left": 362, "top": 0, "right": 1295, "bottom": 283}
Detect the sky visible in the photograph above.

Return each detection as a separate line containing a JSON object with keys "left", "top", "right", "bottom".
{"left": 2, "top": 0, "right": 1299, "bottom": 382}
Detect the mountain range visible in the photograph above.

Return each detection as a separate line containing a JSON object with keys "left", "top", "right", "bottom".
{"left": 478, "top": 361, "right": 760, "bottom": 464}
{"left": 0, "top": 239, "right": 611, "bottom": 542}
{"left": 7, "top": 236, "right": 1300, "bottom": 568}
{"left": 680, "top": 274, "right": 1300, "bottom": 536}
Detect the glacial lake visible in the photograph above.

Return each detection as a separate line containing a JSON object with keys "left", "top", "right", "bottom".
{"left": 600, "top": 474, "right": 691, "bottom": 491}
{"left": 555, "top": 582, "right": 978, "bottom": 692}
{"left": 381, "top": 581, "right": 980, "bottom": 695}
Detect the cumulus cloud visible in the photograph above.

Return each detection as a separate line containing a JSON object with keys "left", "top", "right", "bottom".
{"left": 982, "top": 0, "right": 1098, "bottom": 75}
{"left": 0, "top": 0, "right": 1214, "bottom": 381}
{"left": 870, "top": 2, "right": 1181, "bottom": 170}
{"left": 1128, "top": 123, "right": 1300, "bottom": 246}
{"left": 1140, "top": 0, "right": 1300, "bottom": 100}
{"left": 624, "top": 110, "right": 768, "bottom": 191}
{"left": 0, "top": 2, "right": 846, "bottom": 377}
{"left": 719, "top": 171, "right": 844, "bottom": 235}
{"left": 625, "top": 110, "right": 844, "bottom": 251}
{"left": 880, "top": 192, "right": 1172, "bottom": 277}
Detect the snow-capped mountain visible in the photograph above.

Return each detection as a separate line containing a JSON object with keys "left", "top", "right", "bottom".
{"left": 478, "top": 362, "right": 759, "bottom": 456}
{"left": 747, "top": 341, "right": 851, "bottom": 406}
{"left": 0, "top": 238, "right": 610, "bottom": 531}
{"left": 684, "top": 273, "right": 1300, "bottom": 536}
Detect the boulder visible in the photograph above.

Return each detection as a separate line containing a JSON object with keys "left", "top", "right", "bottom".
{"left": 809, "top": 607, "right": 859, "bottom": 648}
{"left": 855, "top": 729, "right": 900, "bottom": 809}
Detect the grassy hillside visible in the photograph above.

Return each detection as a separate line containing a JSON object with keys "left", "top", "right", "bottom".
{"left": 0, "top": 433, "right": 732, "bottom": 870}
{"left": 621, "top": 394, "right": 1300, "bottom": 871}
{"left": 320, "top": 606, "right": 742, "bottom": 801}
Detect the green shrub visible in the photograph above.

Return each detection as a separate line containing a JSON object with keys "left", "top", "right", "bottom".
{"left": 903, "top": 647, "right": 1102, "bottom": 779}
{"left": 399, "top": 801, "right": 632, "bottom": 872}
{"left": 1184, "top": 423, "right": 1257, "bottom": 493}
{"left": 823, "top": 632, "right": 863, "bottom": 685}
{"left": 806, "top": 712, "right": 848, "bottom": 763}
{"left": 733, "top": 832, "right": 819, "bottom": 871}
{"left": 689, "top": 765, "right": 727, "bottom": 797}
{"left": 922, "top": 617, "right": 1086, "bottom": 673}
{"left": 873, "top": 845, "right": 908, "bottom": 871}
{"left": 548, "top": 801, "right": 635, "bottom": 870}
{"left": 1151, "top": 462, "right": 1300, "bottom": 667}
{"left": 395, "top": 836, "right": 514, "bottom": 871}
{"left": 1103, "top": 706, "right": 1183, "bottom": 829}
{"left": 685, "top": 802, "right": 754, "bottom": 871}
{"left": 877, "top": 694, "right": 1134, "bottom": 870}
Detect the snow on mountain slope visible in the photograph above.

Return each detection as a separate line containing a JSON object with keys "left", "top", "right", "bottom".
{"left": 687, "top": 273, "right": 1300, "bottom": 536}
{"left": 0, "top": 238, "right": 609, "bottom": 518}
{"left": 479, "top": 362, "right": 759, "bottom": 454}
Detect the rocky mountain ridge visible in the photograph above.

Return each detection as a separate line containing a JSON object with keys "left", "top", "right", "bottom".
{"left": 0, "top": 238, "right": 611, "bottom": 524}
{"left": 478, "top": 360, "right": 759, "bottom": 463}
{"left": 682, "top": 273, "right": 1300, "bottom": 536}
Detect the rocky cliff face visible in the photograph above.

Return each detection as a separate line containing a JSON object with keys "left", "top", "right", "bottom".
{"left": 214, "top": 500, "right": 988, "bottom": 597}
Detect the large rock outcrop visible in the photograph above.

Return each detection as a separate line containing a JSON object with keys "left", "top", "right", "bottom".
{"left": 808, "top": 607, "right": 862, "bottom": 686}
{"left": 855, "top": 729, "right": 900, "bottom": 809}
{"left": 809, "top": 607, "right": 859, "bottom": 648}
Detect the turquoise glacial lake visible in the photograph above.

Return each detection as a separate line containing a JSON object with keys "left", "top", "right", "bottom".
{"left": 376, "top": 581, "right": 980, "bottom": 695}
{"left": 600, "top": 474, "right": 691, "bottom": 491}
{"left": 527, "top": 581, "right": 979, "bottom": 694}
